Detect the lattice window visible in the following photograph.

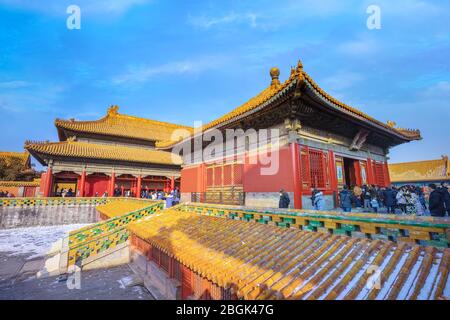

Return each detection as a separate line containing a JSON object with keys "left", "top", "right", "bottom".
{"left": 373, "top": 162, "right": 385, "bottom": 186}
{"left": 214, "top": 166, "right": 222, "bottom": 187}
{"left": 309, "top": 149, "right": 326, "bottom": 189}
{"left": 173, "top": 259, "right": 182, "bottom": 282}
{"left": 206, "top": 167, "right": 214, "bottom": 187}
{"left": 233, "top": 163, "right": 243, "bottom": 185}
{"left": 160, "top": 250, "right": 170, "bottom": 273}
{"left": 151, "top": 246, "right": 159, "bottom": 263}
{"left": 223, "top": 164, "right": 232, "bottom": 186}
{"left": 301, "top": 149, "right": 311, "bottom": 189}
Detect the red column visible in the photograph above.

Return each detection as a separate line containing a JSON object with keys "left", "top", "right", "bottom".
{"left": 43, "top": 167, "right": 53, "bottom": 197}
{"left": 136, "top": 175, "right": 142, "bottom": 198}
{"left": 366, "top": 158, "right": 374, "bottom": 185}
{"left": 170, "top": 176, "right": 175, "bottom": 191}
{"left": 108, "top": 172, "right": 115, "bottom": 197}
{"left": 197, "top": 164, "right": 206, "bottom": 193}
{"left": 290, "top": 143, "right": 302, "bottom": 209}
{"left": 354, "top": 161, "right": 362, "bottom": 186}
{"left": 328, "top": 150, "right": 338, "bottom": 192}
{"left": 79, "top": 170, "right": 86, "bottom": 197}
{"left": 383, "top": 162, "right": 391, "bottom": 187}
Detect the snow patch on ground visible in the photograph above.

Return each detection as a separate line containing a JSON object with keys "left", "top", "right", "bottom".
{"left": 0, "top": 224, "right": 91, "bottom": 260}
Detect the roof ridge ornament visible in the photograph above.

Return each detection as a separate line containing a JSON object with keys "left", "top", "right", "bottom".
{"left": 107, "top": 105, "right": 119, "bottom": 116}
{"left": 387, "top": 120, "right": 397, "bottom": 128}
{"left": 270, "top": 67, "right": 280, "bottom": 88}
{"left": 296, "top": 59, "right": 303, "bottom": 71}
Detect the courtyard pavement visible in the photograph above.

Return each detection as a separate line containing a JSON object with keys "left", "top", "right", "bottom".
{"left": 0, "top": 252, "right": 154, "bottom": 300}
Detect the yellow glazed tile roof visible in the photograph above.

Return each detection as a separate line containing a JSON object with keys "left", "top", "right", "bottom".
{"left": 127, "top": 210, "right": 450, "bottom": 300}
{"left": 389, "top": 156, "right": 450, "bottom": 183}
{"left": 157, "top": 61, "right": 421, "bottom": 148}
{"left": 0, "top": 179, "right": 40, "bottom": 187}
{"left": 25, "top": 140, "right": 182, "bottom": 166}
{"left": 0, "top": 151, "right": 30, "bottom": 167}
{"left": 55, "top": 105, "right": 193, "bottom": 143}
{"left": 97, "top": 200, "right": 156, "bottom": 219}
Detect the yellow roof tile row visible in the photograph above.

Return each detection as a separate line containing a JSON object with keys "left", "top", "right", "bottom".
{"left": 96, "top": 200, "right": 156, "bottom": 219}
{"left": 0, "top": 179, "right": 40, "bottom": 187}
{"left": 55, "top": 105, "right": 193, "bottom": 143}
{"left": 389, "top": 156, "right": 450, "bottom": 183}
{"left": 0, "top": 151, "right": 30, "bottom": 166}
{"left": 157, "top": 62, "right": 421, "bottom": 148}
{"left": 127, "top": 210, "right": 450, "bottom": 300}
{"left": 25, "top": 140, "right": 182, "bottom": 166}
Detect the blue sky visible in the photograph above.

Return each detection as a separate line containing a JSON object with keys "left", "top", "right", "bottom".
{"left": 0, "top": 0, "right": 449, "bottom": 167}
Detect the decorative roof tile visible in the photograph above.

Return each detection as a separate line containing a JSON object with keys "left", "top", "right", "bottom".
{"left": 157, "top": 61, "right": 421, "bottom": 148}
{"left": 389, "top": 156, "right": 450, "bottom": 183}
{"left": 25, "top": 140, "right": 182, "bottom": 166}
{"left": 0, "top": 179, "right": 40, "bottom": 187}
{"left": 127, "top": 210, "right": 450, "bottom": 300}
{"left": 0, "top": 151, "right": 30, "bottom": 167}
{"left": 55, "top": 106, "right": 193, "bottom": 142}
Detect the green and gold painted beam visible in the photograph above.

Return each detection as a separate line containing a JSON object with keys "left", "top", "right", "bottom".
{"left": 175, "top": 203, "right": 450, "bottom": 248}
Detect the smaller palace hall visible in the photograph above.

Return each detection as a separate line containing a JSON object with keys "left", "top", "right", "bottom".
{"left": 25, "top": 106, "right": 192, "bottom": 197}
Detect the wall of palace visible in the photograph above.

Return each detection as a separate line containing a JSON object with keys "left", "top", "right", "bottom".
{"left": 0, "top": 205, "right": 98, "bottom": 229}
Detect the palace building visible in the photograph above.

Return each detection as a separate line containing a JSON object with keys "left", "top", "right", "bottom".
{"left": 389, "top": 156, "right": 450, "bottom": 187}
{"left": 160, "top": 60, "right": 422, "bottom": 209}
{"left": 0, "top": 151, "right": 39, "bottom": 196}
{"left": 25, "top": 106, "right": 192, "bottom": 197}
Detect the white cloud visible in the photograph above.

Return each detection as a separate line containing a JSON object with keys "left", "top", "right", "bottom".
{"left": 0, "top": 80, "right": 29, "bottom": 89}
{"left": 420, "top": 81, "right": 450, "bottom": 98}
{"left": 0, "top": 82, "right": 66, "bottom": 113}
{"left": 337, "top": 37, "right": 380, "bottom": 56}
{"left": 320, "top": 71, "right": 365, "bottom": 91}
{"left": 187, "top": 12, "right": 258, "bottom": 29}
{"left": 112, "top": 57, "right": 227, "bottom": 85}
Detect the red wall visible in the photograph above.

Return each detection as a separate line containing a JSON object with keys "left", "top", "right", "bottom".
{"left": 180, "top": 146, "right": 295, "bottom": 193}
{"left": 84, "top": 175, "right": 109, "bottom": 196}
{"left": 180, "top": 166, "right": 201, "bottom": 193}
{"left": 243, "top": 146, "right": 294, "bottom": 192}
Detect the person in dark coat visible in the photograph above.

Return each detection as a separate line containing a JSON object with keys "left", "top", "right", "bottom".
{"left": 278, "top": 189, "right": 290, "bottom": 209}
{"left": 439, "top": 182, "right": 450, "bottom": 216}
{"left": 383, "top": 186, "right": 397, "bottom": 214}
{"left": 429, "top": 184, "right": 446, "bottom": 217}
{"left": 339, "top": 185, "right": 353, "bottom": 213}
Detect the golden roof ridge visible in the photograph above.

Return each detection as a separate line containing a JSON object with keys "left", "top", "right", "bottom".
{"left": 25, "top": 140, "right": 182, "bottom": 166}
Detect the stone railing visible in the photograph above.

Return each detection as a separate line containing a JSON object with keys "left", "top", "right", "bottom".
{"left": 0, "top": 196, "right": 162, "bottom": 208}
{"left": 67, "top": 200, "right": 164, "bottom": 267}
{"left": 175, "top": 203, "right": 450, "bottom": 248}
{"left": 0, "top": 197, "right": 110, "bottom": 207}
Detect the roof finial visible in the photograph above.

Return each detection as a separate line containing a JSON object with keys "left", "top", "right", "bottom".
{"left": 296, "top": 59, "right": 303, "bottom": 71}
{"left": 107, "top": 105, "right": 119, "bottom": 116}
{"left": 270, "top": 67, "right": 280, "bottom": 87}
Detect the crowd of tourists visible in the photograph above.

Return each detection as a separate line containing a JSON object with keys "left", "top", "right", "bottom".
{"left": 0, "top": 190, "right": 15, "bottom": 197}
{"left": 111, "top": 186, "right": 181, "bottom": 208}
{"left": 55, "top": 188, "right": 75, "bottom": 197}
{"left": 336, "top": 183, "right": 450, "bottom": 217}
{"left": 279, "top": 182, "right": 450, "bottom": 217}
{"left": 53, "top": 186, "right": 181, "bottom": 208}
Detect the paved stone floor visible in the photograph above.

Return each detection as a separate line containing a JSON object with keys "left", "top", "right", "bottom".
{"left": 0, "top": 252, "right": 154, "bottom": 300}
